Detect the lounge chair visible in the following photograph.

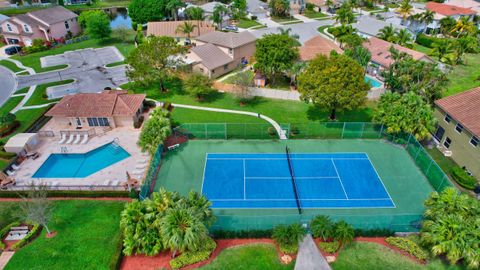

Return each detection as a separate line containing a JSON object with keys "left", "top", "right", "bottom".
{"left": 135, "top": 163, "right": 147, "bottom": 169}
{"left": 137, "top": 158, "right": 149, "bottom": 164}
{"left": 31, "top": 152, "right": 40, "bottom": 160}
{"left": 81, "top": 134, "right": 89, "bottom": 144}
{"left": 73, "top": 134, "right": 81, "bottom": 144}
{"left": 66, "top": 134, "right": 75, "bottom": 144}
{"left": 58, "top": 133, "right": 67, "bottom": 144}
{"left": 6, "top": 170, "right": 16, "bottom": 176}
{"left": 11, "top": 163, "right": 21, "bottom": 170}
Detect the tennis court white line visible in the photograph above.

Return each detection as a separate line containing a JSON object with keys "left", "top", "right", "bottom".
{"left": 365, "top": 153, "right": 397, "bottom": 208}
{"left": 243, "top": 158, "right": 246, "bottom": 200}
{"left": 209, "top": 198, "right": 392, "bottom": 201}
{"left": 331, "top": 159, "right": 349, "bottom": 199}
{"left": 207, "top": 158, "right": 369, "bottom": 161}
{"left": 245, "top": 176, "right": 340, "bottom": 179}
{"left": 211, "top": 206, "right": 397, "bottom": 210}
{"left": 200, "top": 153, "right": 208, "bottom": 194}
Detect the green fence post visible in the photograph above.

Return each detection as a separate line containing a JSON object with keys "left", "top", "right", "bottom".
{"left": 379, "top": 124, "right": 384, "bottom": 138}
{"left": 224, "top": 123, "right": 227, "bottom": 140}
{"left": 360, "top": 122, "right": 365, "bottom": 138}
{"left": 341, "top": 122, "right": 346, "bottom": 139}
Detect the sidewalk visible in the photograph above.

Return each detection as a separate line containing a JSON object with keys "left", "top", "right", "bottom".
{"left": 0, "top": 251, "right": 14, "bottom": 270}
{"left": 295, "top": 234, "right": 332, "bottom": 270}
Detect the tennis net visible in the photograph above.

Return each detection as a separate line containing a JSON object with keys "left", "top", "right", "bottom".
{"left": 285, "top": 146, "right": 302, "bottom": 214}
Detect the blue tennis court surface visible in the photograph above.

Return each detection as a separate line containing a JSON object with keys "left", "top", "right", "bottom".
{"left": 201, "top": 153, "right": 395, "bottom": 209}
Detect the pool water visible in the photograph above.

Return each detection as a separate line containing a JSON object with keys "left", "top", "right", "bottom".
{"left": 33, "top": 142, "right": 130, "bottom": 178}
{"left": 364, "top": 75, "right": 382, "bottom": 88}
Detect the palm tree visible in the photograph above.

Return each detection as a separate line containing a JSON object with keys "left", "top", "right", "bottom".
{"left": 451, "top": 16, "right": 475, "bottom": 38}
{"left": 396, "top": 28, "right": 413, "bottom": 48}
{"left": 277, "top": 27, "right": 300, "bottom": 42}
{"left": 345, "top": 46, "right": 371, "bottom": 67}
{"left": 333, "top": 221, "right": 355, "bottom": 249}
{"left": 166, "top": 0, "right": 184, "bottom": 21}
{"left": 377, "top": 25, "right": 398, "bottom": 43}
{"left": 184, "top": 7, "right": 205, "bottom": 20}
{"left": 211, "top": 4, "right": 229, "bottom": 30}
{"left": 310, "top": 215, "right": 334, "bottom": 241}
{"left": 439, "top": 16, "right": 456, "bottom": 37}
{"left": 185, "top": 190, "right": 214, "bottom": 225}
{"left": 286, "top": 61, "right": 306, "bottom": 87}
{"left": 431, "top": 40, "right": 455, "bottom": 64}
{"left": 161, "top": 207, "right": 209, "bottom": 257}
{"left": 175, "top": 21, "right": 198, "bottom": 41}
{"left": 396, "top": 0, "right": 413, "bottom": 21}
{"left": 334, "top": 2, "right": 355, "bottom": 25}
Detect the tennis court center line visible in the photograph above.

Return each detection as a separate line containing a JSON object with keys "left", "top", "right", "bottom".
{"left": 200, "top": 153, "right": 208, "bottom": 194}
{"left": 365, "top": 154, "right": 397, "bottom": 208}
{"left": 243, "top": 158, "right": 246, "bottom": 200}
{"left": 207, "top": 158, "right": 369, "bottom": 160}
{"left": 331, "top": 159, "right": 349, "bottom": 199}
{"left": 210, "top": 198, "right": 392, "bottom": 201}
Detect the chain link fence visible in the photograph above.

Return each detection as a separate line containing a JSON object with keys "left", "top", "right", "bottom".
{"left": 139, "top": 145, "right": 163, "bottom": 200}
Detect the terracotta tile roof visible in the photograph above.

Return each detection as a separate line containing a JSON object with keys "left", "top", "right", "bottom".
{"left": 146, "top": 20, "right": 215, "bottom": 38}
{"left": 426, "top": 2, "right": 476, "bottom": 16}
{"left": 196, "top": 31, "right": 256, "bottom": 49}
{"left": 190, "top": 43, "right": 233, "bottom": 69}
{"left": 435, "top": 87, "right": 480, "bottom": 137}
{"left": 28, "top": 6, "right": 78, "bottom": 25}
{"left": 46, "top": 90, "right": 145, "bottom": 118}
{"left": 363, "top": 37, "right": 431, "bottom": 68}
{"left": 299, "top": 35, "right": 343, "bottom": 61}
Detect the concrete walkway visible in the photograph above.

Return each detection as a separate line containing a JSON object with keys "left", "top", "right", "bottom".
{"left": 0, "top": 251, "right": 15, "bottom": 270}
{"left": 172, "top": 103, "right": 288, "bottom": 139}
{"left": 295, "top": 234, "right": 332, "bottom": 270}
{"left": 250, "top": 87, "right": 301, "bottom": 101}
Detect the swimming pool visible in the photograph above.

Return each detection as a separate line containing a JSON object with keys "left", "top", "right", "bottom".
{"left": 364, "top": 75, "right": 382, "bottom": 88}
{"left": 33, "top": 142, "right": 130, "bottom": 178}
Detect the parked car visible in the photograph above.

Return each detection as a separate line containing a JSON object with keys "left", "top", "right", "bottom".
{"left": 4, "top": 46, "right": 22, "bottom": 55}
{"left": 223, "top": 25, "right": 238, "bottom": 32}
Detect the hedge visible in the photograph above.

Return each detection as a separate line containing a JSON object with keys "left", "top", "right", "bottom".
{"left": 169, "top": 237, "right": 217, "bottom": 269}
{"left": 211, "top": 229, "right": 272, "bottom": 239}
{"left": 0, "top": 190, "right": 129, "bottom": 198}
{"left": 354, "top": 228, "right": 395, "bottom": 237}
{"left": 11, "top": 224, "right": 42, "bottom": 250}
{"left": 451, "top": 166, "right": 477, "bottom": 190}
{"left": 109, "top": 233, "right": 125, "bottom": 270}
{"left": 318, "top": 241, "right": 340, "bottom": 254}
{"left": 385, "top": 237, "right": 428, "bottom": 260}
{"left": 415, "top": 34, "right": 448, "bottom": 48}
{"left": 0, "top": 221, "right": 21, "bottom": 250}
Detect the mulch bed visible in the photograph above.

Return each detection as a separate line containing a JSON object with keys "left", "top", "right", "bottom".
{"left": 0, "top": 197, "right": 131, "bottom": 202}
{"left": 120, "top": 238, "right": 292, "bottom": 270}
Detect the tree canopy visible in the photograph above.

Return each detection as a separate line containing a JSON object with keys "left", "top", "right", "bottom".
{"left": 344, "top": 46, "right": 371, "bottom": 67}
{"left": 126, "top": 36, "right": 187, "bottom": 91}
{"left": 334, "top": 2, "right": 355, "bottom": 25}
{"left": 184, "top": 6, "right": 205, "bottom": 20}
{"left": 373, "top": 91, "right": 436, "bottom": 140}
{"left": 138, "top": 108, "right": 171, "bottom": 155}
{"left": 78, "top": 10, "right": 111, "bottom": 39}
{"left": 297, "top": 53, "right": 369, "bottom": 120}
{"left": 254, "top": 33, "right": 299, "bottom": 83}
{"left": 128, "top": 0, "right": 168, "bottom": 24}
{"left": 269, "top": 0, "right": 290, "bottom": 17}
{"left": 184, "top": 73, "right": 215, "bottom": 99}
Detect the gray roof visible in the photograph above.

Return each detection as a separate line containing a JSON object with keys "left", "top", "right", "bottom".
{"left": 247, "top": 0, "right": 268, "bottom": 13}
{"left": 196, "top": 31, "right": 256, "bottom": 48}
{"left": 200, "top": 1, "right": 226, "bottom": 13}
{"left": 191, "top": 43, "right": 233, "bottom": 69}
{"left": 28, "top": 6, "right": 78, "bottom": 25}
{"left": 15, "top": 14, "right": 48, "bottom": 28}
{"left": 352, "top": 15, "right": 411, "bottom": 37}
{"left": 0, "top": 14, "right": 8, "bottom": 24}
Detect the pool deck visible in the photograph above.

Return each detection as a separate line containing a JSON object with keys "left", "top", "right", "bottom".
{"left": 13, "top": 121, "right": 147, "bottom": 187}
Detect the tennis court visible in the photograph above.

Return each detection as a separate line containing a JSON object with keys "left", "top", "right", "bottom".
{"left": 202, "top": 151, "right": 394, "bottom": 209}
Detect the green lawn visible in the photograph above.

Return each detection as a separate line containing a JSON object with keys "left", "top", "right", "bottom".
{"left": 304, "top": 10, "right": 328, "bottom": 19}
{"left": 24, "top": 80, "right": 74, "bottom": 106}
{"left": 199, "top": 244, "right": 294, "bottom": 270}
{"left": 12, "top": 36, "right": 135, "bottom": 73}
{"left": 445, "top": 53, "right": 480, "bottom": 97}
{"left": 15, "top": 87, "right": 30, "bottom": 94}
{"left": 271, "top": 16, "right": 301, "bottom": 23}
{"left": 122, "top": 79, "right": 374, "bottom": 124}
{"left": 0, "top": 202, "right": 20, "bottom": 229}
{"left": 412, "top": 43, "right": 432, "bottom": 55}
{"left": 332, "top": 242, "right": 464, "bottom": 270}
{"left": 4, "top": 200, "right": 124, "bottom": 270}
{"left": 0, "top": 0, "right": 130, "bottom": 15}
{"left": 0, "top": 96, "right": 23, "bottom": 115}
{"left": 0, "top": 60, "right": 24, "bottom": 73}
{"left": 236, "top": 18, "right": 263, "bottom": 29}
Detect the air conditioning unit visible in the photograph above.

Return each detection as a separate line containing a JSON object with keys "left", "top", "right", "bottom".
{"left": 443, "top": 150, "right": 452, "bottom": 157}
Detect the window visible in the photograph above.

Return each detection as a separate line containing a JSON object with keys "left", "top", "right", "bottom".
{"left": 64, "top": 21, "right": 70, "bottom": 30}
{"left": 228, "top": 48, "right": 233, "bottom": 54}
{"left": 23, "top": 24, "right": 30, "bottom": 32}
{"left": 444, "top": 114, "right": 451, "bottom": 123}
{"left": 87, "top": 117, "right": 109, "bottom": 127}
{"left": 455, "top": 123, "right": 463, "bottom": 133}
{"left": 224, "top": 64, "right": 228, "bottom": 70}
{"left": 470, "top": 136, "right": 479, "bottom": 147}
{"left": 443, "top": 137, "right": 452, "bottom": 148}
{"left": 6, "top": 23, "right": 12, "bottom": 32}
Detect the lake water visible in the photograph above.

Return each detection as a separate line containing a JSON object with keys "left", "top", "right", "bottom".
{"left": 107, "top": 8, "right": 132, "bottom": 29}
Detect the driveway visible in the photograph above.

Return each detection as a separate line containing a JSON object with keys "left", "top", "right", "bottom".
{"left": 249, "top": 19, "right": 334, "bottom": 44}
{"left": 16, "top": 47, "right": 129, "bottom": 99}
{"left": 0, "top": 65, "right": 16, "bottom": 107}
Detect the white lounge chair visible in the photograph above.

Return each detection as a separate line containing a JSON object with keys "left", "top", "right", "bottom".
{"left": 6, "top": 170, "right": 15, "bottom": 176}
{"left": 66, "top": 134, "right": 75, "bottom": 144}
{"left": 81, "top": 134, "right": 89, "bottom": 144}
{"left": 73, "top": 134, "right": 81, "bottom": 144}
{"left": 135, "top": 163, "right": 147, "bottom": 169}
{"left": 137, "top": 158, "right": 149, "bottom": 164}
{"left": 58, "top": 133, "right": 67, "bottom": 144}
{"left": 12, "top": 163, "right": 21, "bottom": 170}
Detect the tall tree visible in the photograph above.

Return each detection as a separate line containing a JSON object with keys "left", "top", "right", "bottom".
{"left": 129, "top": 0, "right": 168, "bottom": 25}
{"left": 451, "top": 16, "right": 476, "bottom": 38}
{"left": 166, "top": 0, "right": 184, "bottom": 21}
{"left": 431, "top": 39, "right": 456, "bottom": 64}
{"left": 230, "top": 70, "right": 254, "bottom": 103}
{"left": 126, "top": 36, "right": 187, "bottom": 91}
{"left": 439, "top": 16, "right": 456, "bottom": 36}
{"left": 175, "top": 21, "right": 197, "bottom": 40}
{"left": 184, "top": 7, "right": 205, "bottom": 20}
{"left": 211, "top": 4, "right": 229, "bottom": 29}
{"left": 334, "top": 2, "right": 355, "bottom": 25}
{"left": 420, "top": 10, "right": 434, "bottom": 32}
{"left": 138, "top": 108, "right": 172, "bottom": 154}
{"left": 231, "top": 0, "right": 247, "bottom": 19}
{"left": 377, "top": 25, "right": 398, "bottom": 43}
{"left": 269, "top": 0, "right": 290, "bottom": 18}
{"left": 297, "top": 53, "right": 369, "bottom": 120}
{"left": 254, "top": 34, "right": 299, "bottom": 84}
{"left": 396, "top": 28, "right": 413, "bottom": 48}
{"left": 79, "top": 10, "right": 111, "bottom": 39}
{"left": 18, "top": 183, "right": 55, "bottom": 235}
{"left": 373, "top": 91, "right": 436, "bottom": 140}
{"left": 396, "top": 0, "right": 413, "bottom": 20}
{"left": 183, "top": 73, "right": 215, "bottom": 100}
{"left": 344, "top": 46, "right": 371, "bottom": 67}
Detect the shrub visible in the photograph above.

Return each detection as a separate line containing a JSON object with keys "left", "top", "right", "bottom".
{"left": 272, "top": 224, "right": 305, "bottom": 254}
{"left": 318, "top": 241, "right": 340, "bottom": 253}
{"left": 251, "top": 15, "right": 258, "bottom": 20}
{"left": 415, "top": 34, "right": 446, "bottom": 48}
{"left": 24, "top": 39, "right": 48, "bottom": 54}
{"left": 306, "top": 3, "right": 315, "bottom": 11}
{"left": 144, "top": 99, "right": 157, "bottom": 109}
{"left": 212, "top": 229, "right": 272, "bottom": 239}
{"left": 169, "top": 237, "right": 216, "bottom": 269}
{"left": 451, "top": 166, "right": 477, "bottom": 190}
{"left": 385, "top": 237, "right": 428, "bottom": 260}
{"left": 310, "top": 215, "right": 334, "bottom": 241}
{"left": 0, "top": 221, "right": 21, "bottom": 250}
{"left": 11, "top": 224, "right": 42, "bottom": 250}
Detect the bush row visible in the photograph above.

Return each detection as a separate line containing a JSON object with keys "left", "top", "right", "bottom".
{"left": 0, "top": 221, "right": 21, "bottom": 250}
{"left": 170, "top": 237, "right": 217, "bottom": 269}
{"left": 109, "top": 233, "right": 125, "bottom": 270}
{"left": 451, "top": 166, "right": 477, "bottom": 190}
{"left": 415, "top": 34, "right": 447, "bottom": 48}
{"left": 385, "top": 237, "right": 428, "bottom": 260}
{"left": 318, "top": 241, "right": 340, "bottom": 253}
{"left": 11, "top": 224, "right": 42, "bottom": 250}
{"left": 0, "top": 190, "right": 129, "bottom": 198}
{"left": 211, "top": 229, "right": 272, "bottom": 239}
{"left": 354, "top": 228, "right": 395, "bottom": 237}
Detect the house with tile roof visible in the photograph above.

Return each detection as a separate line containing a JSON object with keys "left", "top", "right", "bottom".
{"left": 45, "top": 90, "right": 146, "bottom": 129}
{"left": 433, "top": 87, "right": 480, "bottom": 179}
{"left": 299, "top": 35, "right": 342, "bottom": 61}
{"left": 362, "top": 37, "right": 432, "bottom": 74}
{"left": 146, "top": 21, "right": 215, "bottom": 43}
{"left": 187, "top": 31, "right": 256, "bottom": 78}
{"left": 0, "top": 6, "right": 80, "bottom": 46}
